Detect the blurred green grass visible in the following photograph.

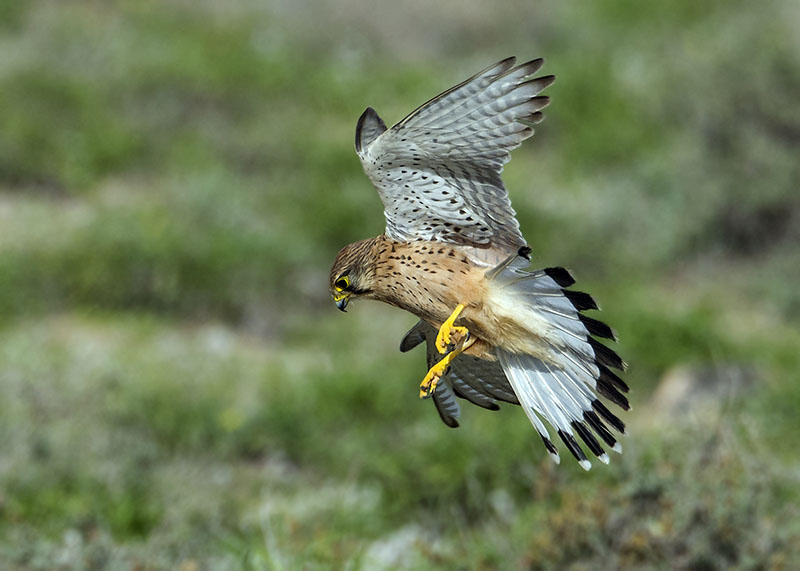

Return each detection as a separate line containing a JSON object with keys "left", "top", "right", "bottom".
{"left": 1, "top": 0, "right": 799, "bottom": 568}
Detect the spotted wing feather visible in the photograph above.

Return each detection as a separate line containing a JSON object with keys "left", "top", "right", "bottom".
{"left": 357, "top": 57, "right": 555, "bottom": 258}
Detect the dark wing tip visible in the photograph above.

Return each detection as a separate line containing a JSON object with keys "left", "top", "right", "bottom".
{"left": 529, "top": 74, "right": 556, "bottom": 89}
{"left": 530, "top": 95, "right": 551, "bottom": 110}
{"left": 516, "top": 57, "right": 545, "bottom": 75}
{"left": 436, "top": 409, "right": 460, "bottom": 429}
{"left": 497, "top": 55, "right": 518, "bottom": 68}
{"left": 355, "top": 107, "right": 387, "bottom": 153}
{"left": 399, "top": 322, "right": 426, "bottom": 352}
{"left": 452, "top": 384, "right": 501, "bottom": 411}
{"left": 519, "top": 112, "right": 545, "bottom": 127}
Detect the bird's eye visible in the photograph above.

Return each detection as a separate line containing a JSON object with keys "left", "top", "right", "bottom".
{"left": 334, "top": 276, "right": 350, "bottom": 291}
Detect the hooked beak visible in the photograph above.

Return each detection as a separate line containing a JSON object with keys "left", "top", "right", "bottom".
{"left": 334, "top": 294, "right": 349, "bottom": 312}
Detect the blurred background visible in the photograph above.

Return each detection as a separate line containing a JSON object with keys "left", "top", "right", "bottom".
{"left": 1, "top": 0, "right": 799, "bottom": 568}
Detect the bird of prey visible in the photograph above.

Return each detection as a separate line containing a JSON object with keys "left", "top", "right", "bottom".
{"left": 329, "top": 57, "right": 628, "bottom": 469}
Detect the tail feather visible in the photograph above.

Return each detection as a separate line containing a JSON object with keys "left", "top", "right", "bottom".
{"left": 593, "top": 400, "right": 626, "bottom": 434}
{"left": 579, "top": 314, "right": 616, "bottom": 340}
{"left": 494, "top": 265, "right": 628, "bottom": 469}
{"left": 583, "top": 410, "right": 620, "bottom": 451}
{"left": 572, "top": 421, "right": 608, "bottom": 463}
{"left": 599, "top": 363, "right": 629, "bottom": 393}
{"left": 563, "top": 289, "right": 599, "bottom": 311}
{"left": 557, "top": 347, "right": 601, "bottom": 386}
{"left": 596, "top": 370, "right": 630, "bottom": 410}
{"left": 542, "top": 266, "right": 575, "bottom": 287}
{"left": 547, "top": 362, "right": 595, "bottom": 411}
{"left": 499, "top": 352, "right": 563, "bottom": 464}
{"left": 588, "top": 338, "right": 626, "bottom": 372}
{"left": 558, "top": 429, "right": 591, "bottom": 470}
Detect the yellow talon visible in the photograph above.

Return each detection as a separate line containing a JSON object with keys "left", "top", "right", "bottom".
{"left": 435, "top": 303, "right": 469, "bottom": 354}
{"left": 418, "top": 357, "right": 451, "bottom": 398}
{"left": 419, "top": 335, "right": 476, "bottom": 398}
{"left": 420, "top": 303, "right": 476, "bottom": 398}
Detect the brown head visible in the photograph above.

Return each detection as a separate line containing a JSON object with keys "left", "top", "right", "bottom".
{"left": 329, "top": 237, "right": 379, "bottom": 311}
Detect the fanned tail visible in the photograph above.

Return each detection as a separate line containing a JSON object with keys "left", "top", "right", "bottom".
{"left": 494, "top": 266, "right": 628, "bottom": 470}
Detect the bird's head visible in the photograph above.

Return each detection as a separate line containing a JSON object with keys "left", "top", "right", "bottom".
{"left": 329, "top": 238, "right": 377, "bottom": 312}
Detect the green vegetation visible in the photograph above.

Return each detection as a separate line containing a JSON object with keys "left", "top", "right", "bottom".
{"left": 1, "top": 0, "right": 798, "bottom": 568}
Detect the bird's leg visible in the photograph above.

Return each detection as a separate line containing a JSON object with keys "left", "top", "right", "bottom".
{"left": 435, "top": 303, "right": 470, "bottom": 354}
{"left": 419, "top": 329, "right": 475, "bottom": 399}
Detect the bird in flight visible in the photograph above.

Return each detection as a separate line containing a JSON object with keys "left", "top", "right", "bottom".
{"left": 329, "top": 57, "right": 628, "bottom": 469}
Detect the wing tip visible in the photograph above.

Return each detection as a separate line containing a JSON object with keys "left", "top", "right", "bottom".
{"left": 497, "top": 55, "right": 518, "bottom": 70}
{"left": 355, "top": 106, "right": 387, "bottom": 154}
{"left": 515, "top": 57, "right": 545, "bottom": 76}
{"left": 442, "top": 416, "right": 460, "bottom": 429}
{"left": 399, "top": 321, "right": 426, "bottom": 352}
{"left": 532, "top": 73, "right": 556, "bottom": 88}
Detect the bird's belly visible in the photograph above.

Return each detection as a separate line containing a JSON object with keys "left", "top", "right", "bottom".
{"left": 373, "top": 243, "right": 553, "bottom": 359}
{"left": 466, "top": 282, "right": 555, "bottom": 360}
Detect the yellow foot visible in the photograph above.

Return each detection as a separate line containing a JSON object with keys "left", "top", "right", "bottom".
{"left": 435, "top": 303, "right": 470, "bottom": 354}
{"left": 419, "top": 335, "right": 476, "bottom": 399}
{"left": 419, "top": 357, "right": 450, "bottom": 399}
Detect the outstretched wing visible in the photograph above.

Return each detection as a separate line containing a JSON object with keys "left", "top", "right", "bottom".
{"left": 356, "top": 57, "right": 554, "bottom": 258}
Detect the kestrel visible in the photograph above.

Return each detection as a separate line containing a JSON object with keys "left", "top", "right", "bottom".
{"left": 329, "top": 57, "right": 628, "bottom": 469}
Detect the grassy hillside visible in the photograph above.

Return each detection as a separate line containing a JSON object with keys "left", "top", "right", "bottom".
{"left": 1, "top": 0, "right": 799, "bottom": 568}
